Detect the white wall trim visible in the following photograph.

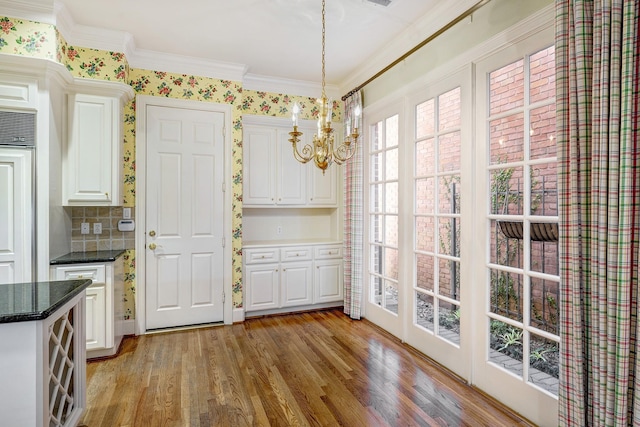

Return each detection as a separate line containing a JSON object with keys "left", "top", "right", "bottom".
{"left": 233, "top": 308, "right": 245, "bottom": 324}
{"left": 134, "top": 95, "right": 234, "bottom": 335}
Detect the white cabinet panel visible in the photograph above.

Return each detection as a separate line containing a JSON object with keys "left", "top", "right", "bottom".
{"left": 65, "top": 94, "right": 120, "bottom": 205}
{"left": 244, "top": 248, "right": 280, "bottom": 264}
{"left": 243, "top": 127, "right": 277, "bottom": 205}
{"left": 277, "top": 130, "right": 306, "bottom": 204}
{"left": 0, "top": 77, "right": 37, "bottom": 109}
{"left": 63, "top": 80, "right": 133, "bottom": 206}
{"left": 280, "top": 246, "right": 312, "bottom": 262}
{"left": 0, "top": 149, "right": 32, "bottom": 284}
{"left": 85, "top": 285, "right": 106, "bottom": 350}
{"left": 281, "top": 262, "right": 313, "bottom": 307}
{"left": 308, "top": 164, "right": 338, "bottom": 206}
{"left": 245, "top": 264, "right": 279, "bottom": 311}
{"left": 314, "top": 259, "right": 344, "bottom": 303}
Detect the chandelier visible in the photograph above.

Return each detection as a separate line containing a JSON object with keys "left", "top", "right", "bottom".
{"left": 289, "top": 0, "right": 362, "bottom": 174}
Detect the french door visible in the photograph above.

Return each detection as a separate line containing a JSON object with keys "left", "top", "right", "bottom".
{"left": 404, "top": 69, "right": 472, "bottom": 378}
{"left": 363, "top": 26, "right": 558, "bottom": 427}
{"left": 473, "top": 35, "right": 558, "bottom": 426}
{"left": 364, "top": 101, "right": 403, "bottom": 337}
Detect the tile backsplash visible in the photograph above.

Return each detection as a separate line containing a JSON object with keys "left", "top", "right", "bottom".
{"left": 70, "top": 207, "right": 136, "bottom": 252}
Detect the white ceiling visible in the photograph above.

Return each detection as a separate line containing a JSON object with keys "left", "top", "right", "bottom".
{"left": 4, "top": 0, "right": 481, "bottom": 93}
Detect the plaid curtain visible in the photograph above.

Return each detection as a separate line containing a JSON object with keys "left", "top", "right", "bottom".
{"left": 343, "top": 91, "right": 363, "bottom": 319}
{"left": 556, "top": 1, "right": 640, "bottom": 425}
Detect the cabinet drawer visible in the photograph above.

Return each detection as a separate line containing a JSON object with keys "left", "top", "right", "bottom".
{"left": 53, "top": 264, "right": 106, "bottom": 283}
{"left": 244, "top": 248, "right": 280, "bottom": 264}
{"left": 280, "top": 246, "right": 312, "bottom": 262}
{"left": 314, "top": 245, "right": 342, "bottom": 259}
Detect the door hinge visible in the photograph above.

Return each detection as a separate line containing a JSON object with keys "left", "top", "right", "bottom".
{"left": 222, "top": 237, "right": 226, "bottom": 247}
{"left": 222, "top": 182, "right": 226, "bottom": 192}
{"left": 223, "top": 125, "right": 226, "bottom": 138}
{"left": 222, "top": 291, "right": 225, "bottom": 303}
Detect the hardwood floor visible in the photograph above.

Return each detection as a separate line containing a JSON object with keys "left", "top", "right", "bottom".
{"left": 81, "top": 309, "right": 533, "bottom": 426}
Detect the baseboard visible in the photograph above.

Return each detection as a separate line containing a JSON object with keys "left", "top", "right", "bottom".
{"left": 233, "top": 308, "right": 245, "bottom": 323}
{"left": 122, "top": 319, "right": 135, "bottom": 336}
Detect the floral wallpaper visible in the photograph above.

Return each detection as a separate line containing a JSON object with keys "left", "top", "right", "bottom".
{"left": 0, "top": 16, "right": 56, "bottom": 59}
{"left": 1, "top": 14, "right": 343, "bottom": 318}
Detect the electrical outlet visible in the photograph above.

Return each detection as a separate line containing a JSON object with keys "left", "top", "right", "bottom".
{"left": 277, "top": 226, "right": 282, "bottom": 235}
{"left": 80, "top": 223, "right": 90, "bottom": 235}
{"left": 93, "top": 223, "right": 102, "bottom": 234}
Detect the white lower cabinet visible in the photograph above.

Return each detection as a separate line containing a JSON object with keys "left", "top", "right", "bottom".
{"left": 281, "top": 262, "right": 313, "bottom": 307}
{"left": 244, "top": 243, "right": 342, "bottom": 314}
{"left": 84, "top": 284, "right": 106, "bottom": 350}
{"left": 244, "top": 263, "right": 280, "bottom": 311}
{"left": 314, "top": 260, "right": 344, "bottom": 303}
{"left": 51, "top": 257, "right": 124, "bottom": 358}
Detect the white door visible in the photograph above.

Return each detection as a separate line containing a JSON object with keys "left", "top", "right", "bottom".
{"left": 145, "top": 105, "right": 225, "bottom": 329}
{"left": 0, "top": 148, "right": 32, "bottom": 284}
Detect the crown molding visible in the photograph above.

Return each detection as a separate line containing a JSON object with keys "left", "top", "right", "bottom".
{"left": 127, "top": 49, "right": 248, "bottom": 82}
{"left": 0, "top": 0, "right": 56, "bottom": 24}
{"left": 243, "top": 73, "right": 340, "bottom": 99}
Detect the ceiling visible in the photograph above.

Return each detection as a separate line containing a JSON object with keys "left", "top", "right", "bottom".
{"left": 5, "top": 0, "right": 481, "bottom": 93}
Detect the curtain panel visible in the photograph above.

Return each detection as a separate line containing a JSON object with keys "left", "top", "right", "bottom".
{"left": 343, "top": 91, "right": 364, "bottom": 319}
{"left": 556, "top": 0, "right": 640, "bottom": 425}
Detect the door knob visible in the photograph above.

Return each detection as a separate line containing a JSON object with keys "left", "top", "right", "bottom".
{"left": 149, "top": 243, "right": 157, "bottom": 250}
{"left": 149, "top": 230, "right": 156, "bottom": 237}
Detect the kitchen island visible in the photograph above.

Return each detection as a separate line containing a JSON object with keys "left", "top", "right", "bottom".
{"left": 0, "top": 279, "right": 92, "bottom": 427}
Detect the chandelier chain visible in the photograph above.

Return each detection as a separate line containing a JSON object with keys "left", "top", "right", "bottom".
{"left": 321, "top": 0, "right": 326, "bottom": 98}
{"left": 288, "top": 0, "right": 360, "bottom": 173}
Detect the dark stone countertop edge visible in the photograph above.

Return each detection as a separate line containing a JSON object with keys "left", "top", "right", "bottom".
{"left": 0, "top": 279, "right": 93, "bottom": 324}
{"left": 50, "top": 249, "right": 126, "bottom": 265}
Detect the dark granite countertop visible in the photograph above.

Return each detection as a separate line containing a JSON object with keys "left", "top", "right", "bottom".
{"left": 0, "top": 279, "right": 92, "bottom": 323}
{"left": 50, "top": 249, "right": 126, "bottom": 265}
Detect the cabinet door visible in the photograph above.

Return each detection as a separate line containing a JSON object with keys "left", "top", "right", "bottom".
{"left": 245, "top": 263, "right": 280, "bottom": 311}
{"left": 281, "top": 261, "right": 313, "bottom": 307}
{"left": 243, "top": 126, "right": 277, "bottom": 205}
{"left": 0, "top": 149, "right": 32, "bottom": 284}
{"left": 65, "top": 93, "right": 121, "bottom": 205}
{"left": 314, "top": 259, "right": 344, "bottom": 303}
{"left": 85, "top": 285, "right": 107, "bottom": 350}
{"left": 308, "top": 163, "right": 338, "bottom": 206}
{"left": 277, "top": 130, "right": 306, "bottom": 205}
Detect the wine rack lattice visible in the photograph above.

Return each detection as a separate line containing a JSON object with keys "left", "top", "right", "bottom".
{"left": 48, "top": 309, "right": 76, "bottom": 427}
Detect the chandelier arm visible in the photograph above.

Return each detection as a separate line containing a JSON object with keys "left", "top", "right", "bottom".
{"left": 332, "top": 143, "right": 356, "bottom": 163}
{"left": 292, "top": 141, "right": 314, "bottom": 163}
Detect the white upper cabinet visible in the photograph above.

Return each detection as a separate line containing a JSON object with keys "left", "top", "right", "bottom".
{"left": 277, "top": 129, "right": 307, "bottom": 205}
{"left": 63, "top": 80, "right": 133, "bottom": 206}
{"left": 243, "top": 125, "right": 277, "bottom": 205}
{"left": 308, "top": 162, "right": 338, "bottom": 206}
{"left": 243, "top": 123, "right": 307, "bottom": 206}
{"left": 243, "top": 117, "right": 340, "bottom": 207}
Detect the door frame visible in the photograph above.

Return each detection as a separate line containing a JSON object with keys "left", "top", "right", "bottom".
{"left": 135, "top": 95, "right": 233, "bottom": 334}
